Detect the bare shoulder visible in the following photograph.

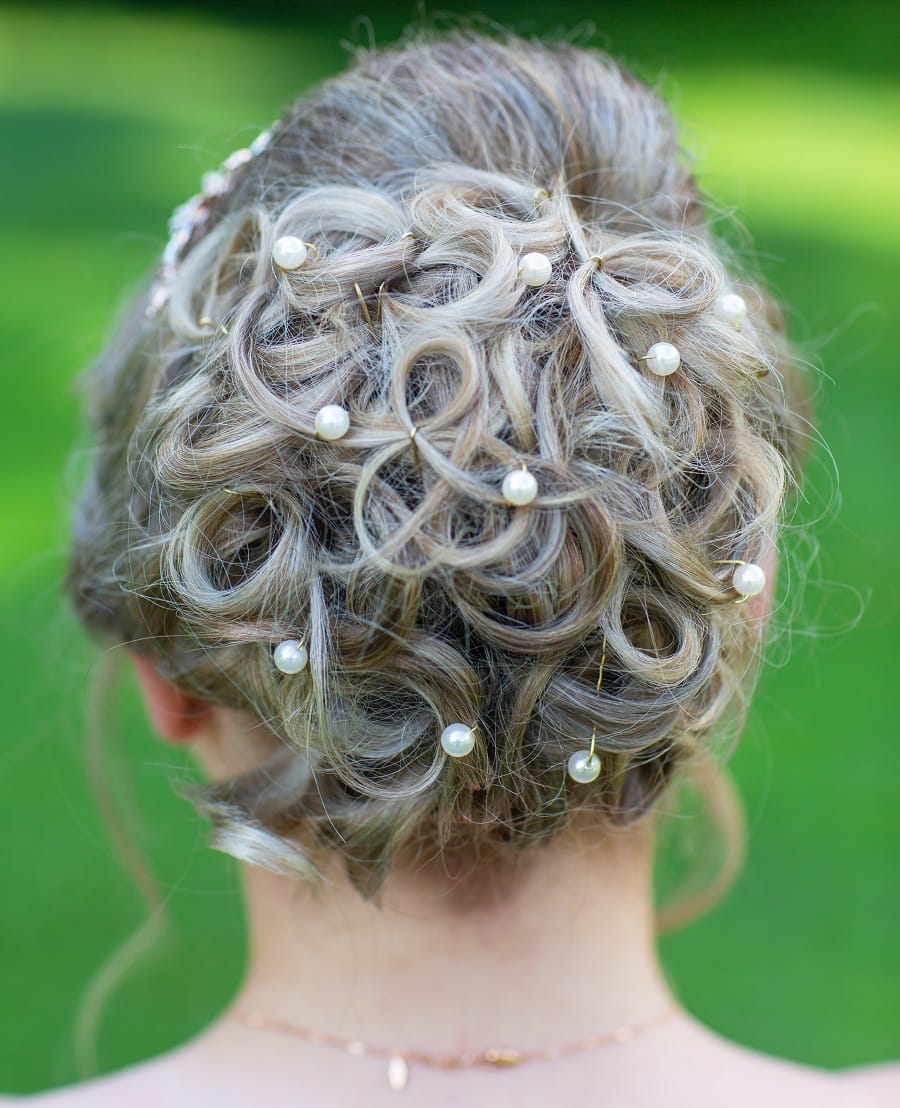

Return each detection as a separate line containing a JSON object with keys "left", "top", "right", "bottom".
{"left": 661, "top": 1014, "right": 899, "bottom": 1107}
{"left": 2, "top": 1065, "right": 172, "bottom": 1107}
{"left": 3, "top": 1018, "right": 306, "bottom": 1108}
{"left": 722, "top": 1046, "right": 900, "bottom": 1106}
{"left": 2, "top": 1016, "right": 257, "bottom": 1107}
{"left": 2, "top": 1044, "right": 201, "bottom": 1108}
{"left": 836, "top": 1059, "right": 900, "bottom": 1104}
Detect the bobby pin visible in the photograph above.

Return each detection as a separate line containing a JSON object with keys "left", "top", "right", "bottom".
{"left": 354, "top": 281, "right": 376, "bottom": 336}
{"left": 566, "top": 635, "right": 606, "bottom": 783}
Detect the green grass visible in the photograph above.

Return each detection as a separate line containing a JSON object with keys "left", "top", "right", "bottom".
{"left": 2, "top": 2, "right": 898, "bottom": 1094}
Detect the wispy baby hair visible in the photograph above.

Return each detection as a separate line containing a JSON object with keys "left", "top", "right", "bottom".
{"left": 66, "top": 29, "right": 808, "bottom": 901}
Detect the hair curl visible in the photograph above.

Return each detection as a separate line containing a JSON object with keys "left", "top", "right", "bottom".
{"left": 66, "top": 30, "right": 809, "bottom": 901}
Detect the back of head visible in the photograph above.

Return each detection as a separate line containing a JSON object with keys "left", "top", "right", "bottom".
{"left": 66, "top": 29, "right": 808, "bottom": 901}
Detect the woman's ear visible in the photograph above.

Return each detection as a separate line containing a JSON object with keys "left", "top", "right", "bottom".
{"left": 128, "top": 653, "right": 214, "bottom": 744}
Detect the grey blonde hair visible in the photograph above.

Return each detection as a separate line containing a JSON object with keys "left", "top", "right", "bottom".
{"left": 66, "top": 30, "right": 808, "bottom": 902}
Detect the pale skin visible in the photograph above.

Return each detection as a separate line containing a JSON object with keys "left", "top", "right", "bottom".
{"left": 8, "top": 563, "right": 897, "bottom": 1105}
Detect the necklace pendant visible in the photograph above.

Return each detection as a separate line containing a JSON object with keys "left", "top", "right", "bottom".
{"left": 483, "top": 1046, "right": 523, "bottom": 1066}
{"left": 387, "top": 1053, "right": 409, "bottom": 1091}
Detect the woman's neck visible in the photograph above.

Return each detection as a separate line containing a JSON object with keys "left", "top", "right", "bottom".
{"left": 228, "top": 814, "right": 680, "bottom": 1054}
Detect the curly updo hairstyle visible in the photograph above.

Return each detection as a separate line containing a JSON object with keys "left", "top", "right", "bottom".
{"left": 66, "top": 30, "right": 808, "bottom": 902}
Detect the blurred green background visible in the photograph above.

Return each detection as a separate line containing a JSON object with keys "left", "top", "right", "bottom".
{"left": 1, "top": 0, "right": 898, "bottom": 1095}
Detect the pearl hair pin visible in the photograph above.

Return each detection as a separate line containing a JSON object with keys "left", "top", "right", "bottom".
{"left": 715, "top": 292, "right": 747, "bottom": 327}
{"left": 272, "top": 235, "right": 317, "bottom": 271}
{"left": 567, "top": 745, "right": 602, "bottom": 784}
{"left": 518, "top": 251, "right": 553, "bottom": 287}
{"left": 713, "top": 559, "right": 767, "bottom": 604}
{"left": 638, "top": 341, "right": 681, "bottom": 377}
{"left": 566, "top": 635, "right": 607, "bottom": 784}
{"left": 440, "top": 722, "right": 478, "bottom": 758}
{"left": 273, "top": 638, "right": 309, "bottom": 674}
{"left": 314, "top": 404, "right": 350, "bottom": 440}
{"left": 501, "top": 461, "right": 538, "bottom": 506}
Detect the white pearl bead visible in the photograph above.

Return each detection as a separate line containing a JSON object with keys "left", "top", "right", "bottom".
{"left": 716, "top": 292, "right": 747, "bottom": 326}
{"left": 272, "top": 235, "right": 309, "bottom": 270}
{"left": 519, "top": 252, "right": 552, "bottom": 287}
{"left": 642, "top": 341, "right": 681, "bottom": 377}
{"left": 566, "top": 750, "right": 602, "bottom": 783}
{"left": 732, "top": 562, "right": 766, "bottom": 597}
{"left": 440, "top": 723, "right": 476, "bottom": 758}
{"left": 314, "top": 404, "right": 350, "bottom": 440}
{"left": 501, "top": 467, "right": 538, "bottom": 505}
{"left": 273, "top": 639, "right": 308, "bottom": 674}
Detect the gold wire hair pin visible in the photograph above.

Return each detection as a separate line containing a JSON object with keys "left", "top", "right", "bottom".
{"left": 407, "top": 423, "right": 423, "bottom": 484}
{"left": 712, "top": 558, "right": 767, "bottom": 604}
{"left": 354, "top": 282, "right": 376, "bottom": 335}
{"left": 198, "top": 317, "right": 229, "bottom": 335}
{"left": 400, "top": 230, "right": 416, "bottom": 240}
{"left": 567, "top": 635, "right": 606, "bottom": 783}
{"left": 587, "top": 255, "right": 604, "bottom": 271}
{"left": 533, "top": 186, "right": 551, "bottom": 208}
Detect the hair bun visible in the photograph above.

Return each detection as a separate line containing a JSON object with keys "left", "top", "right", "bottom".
{"left": 66, "top": 31, "right": 807, "bottom": 901}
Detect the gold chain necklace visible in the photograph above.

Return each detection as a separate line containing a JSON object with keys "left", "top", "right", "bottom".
{"left": 230, "top": 1002, "right": 680, "bottom": 1091}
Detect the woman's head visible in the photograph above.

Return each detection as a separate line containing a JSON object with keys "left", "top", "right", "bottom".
{"left": 66, "top": 30, "right": 808, "bottom": 902}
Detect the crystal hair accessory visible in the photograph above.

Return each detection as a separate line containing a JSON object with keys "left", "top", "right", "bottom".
{"left": 145, "top": 119, "right": 281, "bottom": 319}
{"left": 566, "top": 635, "right": 607, "bottom": 784}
